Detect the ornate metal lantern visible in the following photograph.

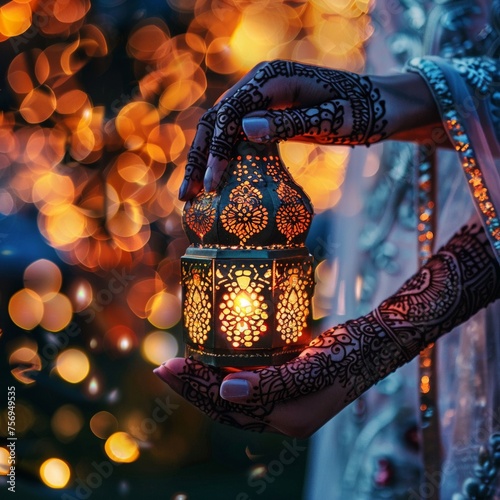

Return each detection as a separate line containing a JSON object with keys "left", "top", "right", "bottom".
{"left": 181, "top": 140, "right": 315, "bottom": 367}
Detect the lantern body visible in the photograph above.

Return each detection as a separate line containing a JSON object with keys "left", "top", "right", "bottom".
{"left": 181, "top": 141, "right": 315, "bottom": 367}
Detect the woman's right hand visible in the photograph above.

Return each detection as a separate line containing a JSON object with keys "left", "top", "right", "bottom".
{"left": 179, "top": 59, "right": 440, "bottom": 200}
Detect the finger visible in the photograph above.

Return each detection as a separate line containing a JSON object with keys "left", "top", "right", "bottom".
{"left": 204, "top": 95, "right": 251, "bottom": 192}
{"left": 154, "top": 358, "right": 279, "bottom": 433}
{"left": 219, "top": 350, "right": 335, "bottom": 406}
{"left": 214, "top": 61, "right": 268, "bottom": 104}
{"left": 204, "top": 62, "right": 297, "bottom": 191}
{"left": 179, "top": 108, "right": 217, "bottom": 201}
{"left": 242, "top": 101, "right": 349, "bottom": 144}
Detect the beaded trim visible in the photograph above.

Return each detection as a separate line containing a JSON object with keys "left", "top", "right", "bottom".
{"left": 408, "top": 57, "right": 500, "bottom": 260}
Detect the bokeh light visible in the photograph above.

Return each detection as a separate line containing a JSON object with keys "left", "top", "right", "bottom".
{"left": 0, "top": 1, "right": 32, "bottom": 38}
{"left": 39, "top": 458, "right": 71, "bottom": 489}
{"left": 69, "top": 279, "right": 93, "bottom": 312}
{"left": 104, "top": 325, "right": 138, "bottom": 354}
{"left": 0, "top": 0, "right": 372, "bottom": 493}
{"left": 141, "top": 330, "right": 179, "bottom": 365}
{"left": 55, "top": 349, "right": 90, "bottom": 383}
{"left": 51, "top": 405, "right": 85, "bottom": 442}
{"left": 1, "top": 0, "right": 368, "bottom": 277}
{"left": 104, "top": 432, "right": 140, "bottom": 463}
{"left": 0, "top": 448, "right": 9, "bottom": 475}
{"left": 40, "top": 293, "right": 73, "bottom": 332}
{"left": 146, "top": 291, "right": 181, "bottom": 329}
{"left": 23, "top": 259, "right": 63, "bottom": 300}
{"left": 85, "top": 375, "right": 101, "bottom": 397}
{"left": 90, "top": 411, "right": 119, "bottom": 440}
{"left": 9, "top": 346, "right": 42, "bottom": 385}
{"left": 8, "top": 289, "right": 44, "bottom": 330}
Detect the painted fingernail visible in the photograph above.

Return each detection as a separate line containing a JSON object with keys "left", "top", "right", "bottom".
{"left": 220, "top": 379, "right": 251, "bottom": 399}
{"left": 242, "top": 117, "right": 270, "bottom": 140}
{"left": 178, "top": 179, "right": 188, "bottom": 200}
{"left": 204, "top": 166, "right": 214, "bottom": 192}
{"left": 153, "top": 365, "right": 170, "bottom": 382}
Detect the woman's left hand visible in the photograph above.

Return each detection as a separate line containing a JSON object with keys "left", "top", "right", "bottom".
{"left": 154, "top": 357, "right": 342, "bottom": 438}
{"left": 154, "top": 324, "right": 370, "bottom": 438}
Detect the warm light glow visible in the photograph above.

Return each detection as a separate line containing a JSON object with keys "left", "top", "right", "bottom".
{"left": 51, "top": 405, "right": 84, "bottom": 441}
{"left": 71, "top": 279, "right": 93, "bottom": 312}
{"left": 8, "top": 288, "right": 44, "bottom": 330}
{"left": 0, "top": 2, "right": 32, "bottom": 38}
{"left": 9, "top": 347, "right": 41, "bottom": 385}
{"left": 126, "top": 278, "right": 164, "bottom": 319}
{"left": 233, "top": 290, "right": 254, "bottom": 315}
{"left": 56, "top": 349, "right": 90, "bottom": 383}
{"left": 141, "top": 330, "right": 179, "bottom": 365}
{"left": 20, "top": 86, "right": 57, "bottom": 123}
{"left": 0, "top": 0, "right": 368, "bottom": 275}
{"left": 146, "top": 291, "right": 181, "bottom": 329}
{"left": 3, "top": 0, "right": 368, "bottom": 374}
{"left": 40, "top": 293, "right": 73, "bottom": 332}
{"left": 39, "top": 458, "right": 71, "bottom": 489}
{"left": 0, "top": 448, "right": 9, "bottom": 475}
{"left": 420, "top": 374, "right": 431, "bottom": 394}
{"left": 33, "top": 173, "right": 75, "bottom": 212}
{"left": 90, "top": 411, "right": 118, "bottom": 440}
{"left": 23, "top": 259, "right": 62, "bottom": 300}
{"left": 104, "top": 325, "right": 137, "bottom": 354}
{"left": 104, "top": 432, "right": 140, "bottom": 463}
{"left": 119, "top": 337, "right": 130, "bottom": 351}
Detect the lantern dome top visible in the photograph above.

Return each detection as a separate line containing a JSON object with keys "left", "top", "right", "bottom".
{"left": 182, "top": 140, "right": 314, "bottom": 249}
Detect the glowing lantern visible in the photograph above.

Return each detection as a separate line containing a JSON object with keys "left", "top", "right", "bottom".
{"left": 181, "top": 140, "right": 315, "bottom": 367}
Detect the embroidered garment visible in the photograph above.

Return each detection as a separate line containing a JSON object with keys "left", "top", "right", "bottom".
{"left": 306, "top": 21, "right": 500, "bottom": 500}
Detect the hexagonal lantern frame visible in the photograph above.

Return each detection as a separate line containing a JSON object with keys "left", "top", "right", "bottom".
{"left": 181, "top": 140, "right": 315, "bottom": 368}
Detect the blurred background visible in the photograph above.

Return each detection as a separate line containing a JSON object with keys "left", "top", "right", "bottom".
{"left": 0, "top": 0, "right": 372, "bottom": 498}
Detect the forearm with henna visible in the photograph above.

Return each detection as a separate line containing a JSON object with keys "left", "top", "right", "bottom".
{"left": 181, "top": 60, "right": 444, "bottom": 199}
{"left": 192, "top": 61, "right": 440, "bottom": 158}
{"left": 212, "top": 61, "right": 390, "bottom": 149}
{"left": 164, "top": 223, "right": 500, "bottom": 435}
{"left": 251, "top": 222, "right": 500, "bottom": 408}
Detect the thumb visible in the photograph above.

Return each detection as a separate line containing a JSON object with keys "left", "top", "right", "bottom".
{"left": 242, "top": 112, "right": 274, "bottom": 143}
{"left": 243, "top": 101, "right": 349, "bottom": 144}
{"left": 220, "top": 372, "right": 259, "bottom": 404}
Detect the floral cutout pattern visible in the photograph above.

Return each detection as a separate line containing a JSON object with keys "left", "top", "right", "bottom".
{"left": 220, "top": 181, "right": 269, "bottom": 244}
{"left": 185, "top": 191, "right": 216, "bottom": 240}
{"left": 276, "top": 265, "right": 313, "bottom": 344}
{"left": 216, "top": 263, "right": 271, "bottom": 348}
{"left": 276, "top": 182, "right": 313, "bottom": 243}
{"left": 182, "top": 261, "right": 212, "bottom": 345}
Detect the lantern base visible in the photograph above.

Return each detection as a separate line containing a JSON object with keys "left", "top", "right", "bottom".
{"left": 185, "top": 344, "right": 306, "bottom": 368}
{"left": 182, "top": 246, "right": 314, "bottom": 369}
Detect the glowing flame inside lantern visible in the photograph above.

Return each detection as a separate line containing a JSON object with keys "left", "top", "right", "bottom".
{"left": 233, "top": 290, "right": 253, "bottom": 314}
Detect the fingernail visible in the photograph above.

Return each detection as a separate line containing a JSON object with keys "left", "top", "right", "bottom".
{"left": 242, "top": 117, "right": 270, "bottom": 140}
{"left": 204, "top": 166, "right": 214, "bottom": 192}
{"left": 179, "top": 179, "right": 188, "bottom": 200}
{"left": 153, "top": 365, "right": 169, "bottom": 382}
{"left": 220, "top": 379, "right": 251, "bottom": 399}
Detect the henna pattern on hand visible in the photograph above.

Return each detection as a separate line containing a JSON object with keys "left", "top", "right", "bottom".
{"left": 250, "top": 222, "right": 500, "bottom": 407}
{"left": 172, "top": 358, "right": 276, "bottom": 432}
{"left": 181, "top": 60, "right": 389, "bottom": 198}
{"left": 182, "top": 109, "right": 217, "bottom": 185}
{"left": 211, "top": 61, "right": 388, "bottom": 161}
{"left": 263, "top": 101, "right": 346, "bottom": 143}
{"left": 161, "top": 223, "right": 500, "bottom": 433}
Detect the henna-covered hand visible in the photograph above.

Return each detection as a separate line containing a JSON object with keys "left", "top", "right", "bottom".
{"left": 155, "top": 222, "right": 500, "bottom": 438}
{"left": 179, "top": 60, "right": 440, "bottom": 200}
